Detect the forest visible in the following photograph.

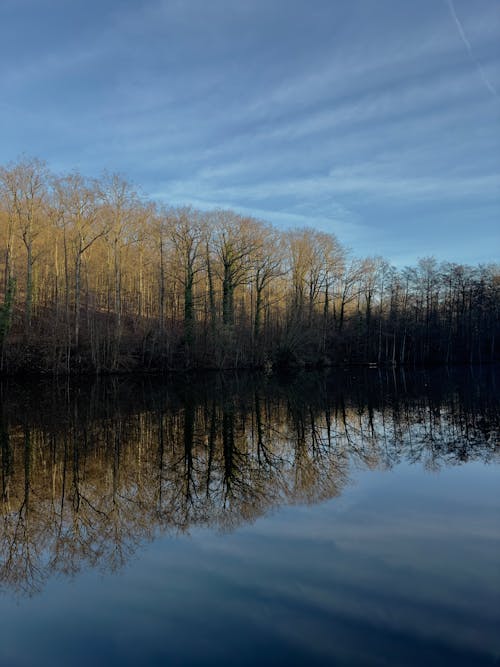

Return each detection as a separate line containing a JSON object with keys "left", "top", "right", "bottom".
{"left": 0, "top": 157, "right": 498, "bottom": 374}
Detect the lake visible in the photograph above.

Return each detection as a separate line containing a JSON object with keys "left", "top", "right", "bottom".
{"left": 0, "top": 368, "right": 498, "bottom": 666}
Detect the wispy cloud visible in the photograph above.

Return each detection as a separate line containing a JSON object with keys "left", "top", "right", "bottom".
{"left": 0, "top": 0, "right": 498, "bottom": 265}
{"left": 445, "top": 0, "right": 499, "bottom": 99}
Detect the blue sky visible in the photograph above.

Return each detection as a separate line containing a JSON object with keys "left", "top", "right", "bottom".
{"left": 1, "top": 0, "right": 499, "bottom": 265}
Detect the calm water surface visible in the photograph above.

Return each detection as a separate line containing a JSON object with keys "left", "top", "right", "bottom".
{"left": 0, "top": 369, "right": 498, "bottom": 666}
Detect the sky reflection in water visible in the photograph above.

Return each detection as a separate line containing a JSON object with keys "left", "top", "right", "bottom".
{"left": 0, "top": 369, "right": 498, "bottom": 666}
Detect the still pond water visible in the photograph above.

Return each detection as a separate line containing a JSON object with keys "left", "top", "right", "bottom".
{"left": 0, "top": 368, "right": 498, "bottom": 666}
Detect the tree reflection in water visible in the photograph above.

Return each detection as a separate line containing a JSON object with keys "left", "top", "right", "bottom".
{"left": 0, "top": 368, "right": 498, "bottom": 596}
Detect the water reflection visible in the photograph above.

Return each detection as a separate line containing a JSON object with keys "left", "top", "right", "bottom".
{"left": 1, "top": 368, "right": 498, "bottom": 596}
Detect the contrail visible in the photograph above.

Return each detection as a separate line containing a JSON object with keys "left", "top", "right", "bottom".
{"left": 446, "top": 0, "right": 499, "bottom": 99}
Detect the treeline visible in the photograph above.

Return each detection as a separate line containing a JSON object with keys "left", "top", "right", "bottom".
{"left": 0, "top": 157, "right": 498, "bottom": 374}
